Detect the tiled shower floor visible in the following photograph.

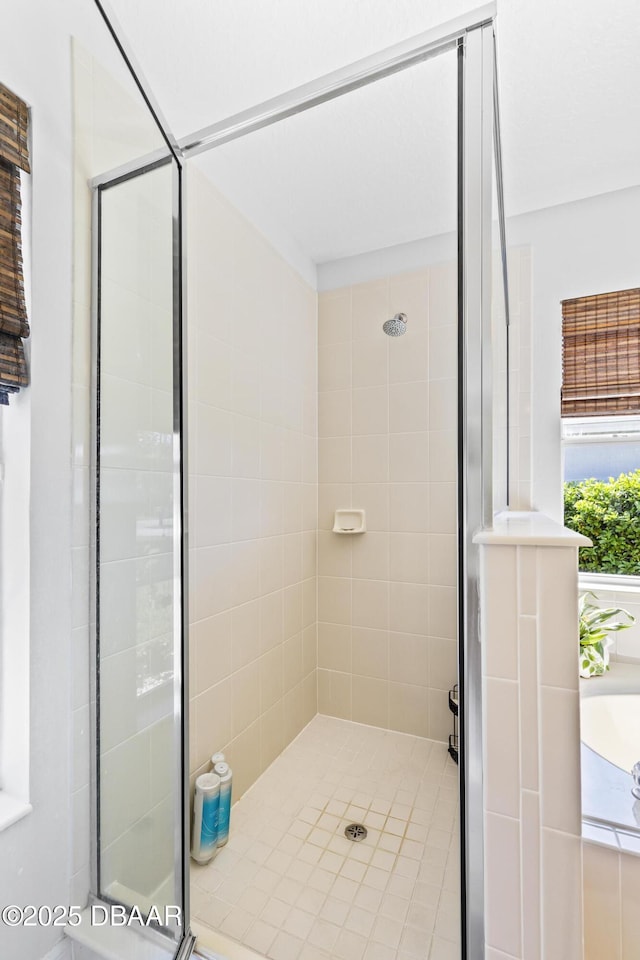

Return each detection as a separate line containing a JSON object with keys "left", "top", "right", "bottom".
{"left": 191, "top": 716, "right": 460, "bottom": 960}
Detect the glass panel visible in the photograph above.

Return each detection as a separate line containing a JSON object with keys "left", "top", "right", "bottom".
{"left": 184, "top": 48, "right": 462, "bottom": 960}
{"left": 97, "top": 160, "right": 182, "bottom": 927}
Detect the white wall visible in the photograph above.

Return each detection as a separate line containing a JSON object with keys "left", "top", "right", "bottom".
{"left": 0, "top": 5, "right": 74, "bottom": 959}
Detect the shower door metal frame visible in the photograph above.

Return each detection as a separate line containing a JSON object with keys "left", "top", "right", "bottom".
{"left": 89, "top": 153, "right": 195, "bottom": 960}
{"left": 86, "top": 2, "right": 195, "bottom": 956}
{"left": 170, "top": 9, "right": 506, "bottom": 959}
{"left": 458, "top": 24, "right": 497, "bottom": 958}
{"left": 90, "top": 2, "right": 510, "bottom": 957}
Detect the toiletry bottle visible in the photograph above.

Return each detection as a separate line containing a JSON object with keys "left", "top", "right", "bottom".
{"left": 213, "top": 761, "right": 232, "bottom": 847}
{"left": 191, "top": 772, "right": 221, "bottom": 863}
{"left": 210, "top": 751, "right": 225, "bottom": 768}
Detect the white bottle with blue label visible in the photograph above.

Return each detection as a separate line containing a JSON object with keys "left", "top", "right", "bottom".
{"left": 191, "top": 772, "right": 220, "bottom": 864}
{"left": 213, "top": 761, "right": 232, "bottom": 847}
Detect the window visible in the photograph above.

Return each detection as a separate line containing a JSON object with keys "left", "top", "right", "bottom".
{"left": 561, "top": 289, "right": 640, "bottom": 578}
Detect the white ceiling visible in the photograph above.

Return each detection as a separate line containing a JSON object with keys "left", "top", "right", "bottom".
{"left": 193, "top": 53, "right": 458, "bottom": 266}
{"left": 105, "top": 0, "right": 640, "bottom": 267}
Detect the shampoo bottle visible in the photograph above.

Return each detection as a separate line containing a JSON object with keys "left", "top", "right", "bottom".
{"left": 213, "top": 761, "right": 232, "bottom": 847}
{"left": 191, "top": 772, "right": 221, "bottom": 863}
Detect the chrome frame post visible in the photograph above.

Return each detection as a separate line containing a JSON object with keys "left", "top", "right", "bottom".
{"left": 172, "top": 155, "right": 193, "bottom": 943}
{"left": 178, "top": 6, "right": 495, "bottom": 158}
{"left": 458, "top": 21, "right": 496, "bottom": 960}
{"left": 89, "top": 184, "right": 101, "bottom": 901}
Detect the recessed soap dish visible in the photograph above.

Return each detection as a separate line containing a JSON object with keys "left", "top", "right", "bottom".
{"left": 333, "top": 509, "right": 366, "bottom": 534}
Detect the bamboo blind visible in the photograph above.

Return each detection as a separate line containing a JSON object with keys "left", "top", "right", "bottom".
{"left": 0, "top": 83, "right": 30, "bottom": 402}
{"left": 561, "top": 288, "right": 640, "bottom": 417}
{"left": 0, "top": 83, "right": 30, "bottom": 173}
{"left": 0, "top": 160, "right": 29, "bottom": 339}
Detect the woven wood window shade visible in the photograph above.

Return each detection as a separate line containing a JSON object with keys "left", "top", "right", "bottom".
{"left": 0, "top": 84, "right": 30, "bottom": 174}
{"left": 561, "top": 288, "right": 640, "bottom": 417}
{"left": 0, "top": 83, "right": 30, "bottom": 404}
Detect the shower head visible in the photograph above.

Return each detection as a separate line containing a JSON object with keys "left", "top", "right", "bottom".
{"left": 382, "top": 313, "right": 407, "bottom": 337}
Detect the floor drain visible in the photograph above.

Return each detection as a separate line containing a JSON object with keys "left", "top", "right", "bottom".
{"left": 344, "top": 822, "right": 367, "bottom": 842}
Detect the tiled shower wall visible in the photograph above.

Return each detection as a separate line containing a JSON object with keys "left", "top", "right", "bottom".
{"left": 317, "top": 266, "right": 458, "bottom": 740}
{"left": 187, "top": 165, "right": 318, "bottom": 800}
{"left": 478, "top": 523, "right": 585, "bottom": 960}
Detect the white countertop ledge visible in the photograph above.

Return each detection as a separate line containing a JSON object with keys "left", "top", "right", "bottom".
{"left": 473, "top": 510, "right": 592, "bottom": 547}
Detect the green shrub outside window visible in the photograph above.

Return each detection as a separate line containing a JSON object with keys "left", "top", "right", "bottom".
{"left": 564, "top": 469, "right": 640, "bottom": 575}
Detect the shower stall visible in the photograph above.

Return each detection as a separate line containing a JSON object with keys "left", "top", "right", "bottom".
{"left": 78, "top": 3, "right": 510, "bottom": 960}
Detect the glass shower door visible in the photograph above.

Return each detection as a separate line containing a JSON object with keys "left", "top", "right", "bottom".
{"left": 93, "top": 156, "right": 190, "bottom": 954}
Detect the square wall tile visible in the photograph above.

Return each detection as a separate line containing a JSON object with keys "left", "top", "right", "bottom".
{"left": 428, "top": 326, "right": 457, "bottom": 381}
{"left": 427, "top": 586, "right": 456, "bottom": 640}
{"left": 389, "top": 633, "right": 429, "bottom": 687}
{"left": 388, "top": 268, "right": 428, "bottom": 325}
{"left": 318, "top": 577, "right": 352, "bottom": 626}
{"left": 352, "top": 338, "right": 389, "bottom": 389}
{"left": 390, "top": 582, "right": 428, "bottom": 636}
{"left": 318, "top": 622, "right": 352, "bottom": 673}
{"left": 353, "top": 436, "right": 389, "bottom": 484}
{"left": 352, "top": 532, "right": 390, "bottom": 582}
{"left": 390, "top": 433, "right": 429, "bottom": 483}
{"left": 428, "top": 431, "right": 457, "bottom": 483}
{"left": 427, "top": 483, "right": 456, "bottom": 535}
{"left": 389, "top": 533, "right": 429, "bottom": 584}
{"left": 319, "top": 343, "right": 352, "bottom": 392}
{"left": 319, "top": 390, "right": 352, "bottom": 438}
{"left": 319, "top": 290, "right": 352, "bottom": 345}
{"left": 352, "top": 386, "right": 389, "bottom": 436}
{"left": 389, "top": 381, "right": 429, "bottom": 434}
{"left": 352, "top": 280, "right": 389, "bottom": 340}
{"left": 428, "top": 637, "right": 457, "bottom": 691}
{"left": 352, "top": 676, "right": 389, "bottom": 729}
{"left": 352, "top": 627, "right": 388, "bottom": 680}
{"left": 353, "top": 579, "right": 389, "bottom": 631}
{"left": 427, "top": 534, "right": 457, "bottom": 588}
{"left": 319, "top": 530, "right": 352, "bottom": 578}
{"left": 352, "top": 484, "right": 389, "bottom": 532}
{"left": 389, "top": 331, "right": 429, "bottom": 383}
{"left": 390, "top": 483, "right": 429, "bottom": 534}
{"left": 318, "top": 669, "right": 351, "bottom": 720}
{"left": 388, "top": 682, "right": 429, "bottom": 737}
{"left": 429, "top": 379, "right": 457, "bottom": 431}
{"left": 319, "top": 438, "right": 351, "bottom": 484}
